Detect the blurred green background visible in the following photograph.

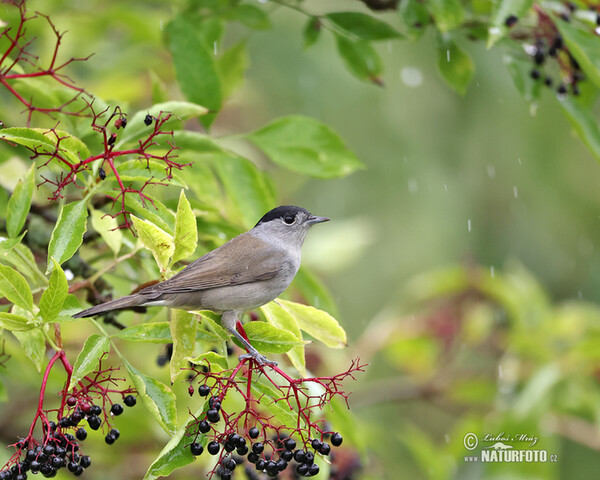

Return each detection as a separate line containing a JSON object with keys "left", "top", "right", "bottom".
{"left": 3, "top": 0, "right": 600, "bottom": 479}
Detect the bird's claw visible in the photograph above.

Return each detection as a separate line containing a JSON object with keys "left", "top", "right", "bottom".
{"left": 239, "top": 351, "right": 277, "bottom": 366}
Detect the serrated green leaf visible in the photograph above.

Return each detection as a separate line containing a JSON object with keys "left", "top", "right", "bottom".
{"left": 427, "top": 0, "right": 464, "bottom": 32}
{"left": 241, "top": 321, "right": 306, "bottom": 354}
{"left": 170, "top": 309, "right": 197, "bottom": 382}
{"left": 217, "top": 41, "right": 249, "bottom": 100}
{"left": 559, "top": 95, "right": 600, "bottom": 164}
{"left": 117, "top": 101, "right": 209, "bottom": 147}
{"left": 556, "top": 18, "right": 600, "bottom": 90}
{"left": 437, "top": 34, "right": 474, "bottom": 95}
{"left": 132, "top": 216, "right": 175, "bottom": 273}
{"left": 90, "top": 209, "right": 123, "bottom": 256}
{"left": 303, "top": 17, "right": 322, "bottom": 49}
{"left": 487, "top": 0, "right": 532, "bottom": 48}
{"left": 276, "top": 300, "right": 347, "bottom": 349}
{"left": 124, "top": 359, "right": 178, "bottom": 434}
{"left": 13, "top": 328, "right": 45, "bottom": 371}
{"left": 0, "top": 264, "right": 33, "bottom": 312}
{"left": 334, "top": 34, "right": 383, "bottom": 83}
{"left": 261, "top": 302, "right": 306, "bottom": 376}
{"left": 1, "top": 243, "right": 47, "bottom": 287}
{"left": 70, "top": 334, "right": 111, "bottom": 388}
{"left": 172, "top": 190, "right": 197, "bottom": 265}
{"left": 144, "top": 404, "right": 204, "bottom": 480}
{"left": 125, "top": 196, "right": 175, "bottom": 234}
{"left": 327, "top": 12, "right": 402, "bottom": 41}
{"left": 192, "top": 311, "right": 231, "bottom": 341}
{"left": 188, "top": 351, "right": 228, "bottom": 371}
{"left": 47, "top": 200, "right": 88, "bottom": 273}
{"left": 233, "top": 4, "right": 271, "bottom": 30}
{"left": 0, "top": 232, "right": 26, "bottom": 253}
{"left": 247, "top": 115, "right": 364, "bottom": 179}
{"left": 0, "top": 312, "right": 33, "bottom": 331}
{"left": 39, "top": 258, "right": 68, "bottom": 323}
{"left": 166, "top": 14, "right": 222, "bottom": 129}
{"left": 0, "top": 127, "right": 55, "bottom": 153}
{"left": 6, "top": 163, "right": 34, "bottom": 238}
{"left": 212, "top": 153, "right": 276, "bottom": 229}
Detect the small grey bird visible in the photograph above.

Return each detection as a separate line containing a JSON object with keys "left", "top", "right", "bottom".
{"left": 73, "top": 205, "right": 329, "bottom": 364}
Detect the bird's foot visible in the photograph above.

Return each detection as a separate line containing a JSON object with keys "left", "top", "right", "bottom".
{"left": 239, "top": 351, "right": 278, "bottom": 366}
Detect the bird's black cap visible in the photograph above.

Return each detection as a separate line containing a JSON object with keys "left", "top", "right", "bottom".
{"left": 255, "top": 206, "right": 310, "bottom": 227}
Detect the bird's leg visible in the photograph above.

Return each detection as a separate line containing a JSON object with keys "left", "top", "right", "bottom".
{"left": 221, "top": 311, "right": 277, "bottom": 366}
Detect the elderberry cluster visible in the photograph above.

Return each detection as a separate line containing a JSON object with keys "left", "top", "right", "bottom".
{"left": 187, "top": 388, "right": 345, "bottom": 479}
{"left": 0, "top": 395, "right": 137, "bottom": 479}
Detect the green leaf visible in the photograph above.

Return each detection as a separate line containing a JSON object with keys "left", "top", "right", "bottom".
{"left": 124, "top": 359, "right": 178, "bottom": 434}
{"left": 0, "top": 264, "right": 33, "bottom": 312}
{"left": 39, "top": 258, "right": 68, "bottom": 323}
{"left": 212, "top": 153, "right": 276, "bottom": 229}
{"left": 399, "top": 0, "right": 431, "bottom": 40}
{"left": 261, "top": 302, "right": 306, "bottom": 376}
{"left": 172, "top": 190, "right": 197, "bottom": 265}
{"left": 131, "top": 216, "right": 175, "bottom": 273}
{"left": 90, "top": 209, "right": 123, "bottom": 256}
{"left": 192, "top": 311, "right": 231, "bottom": 342}
{"left": 276, "top": 300, "right": 347, "bottom": 349}
{"left": 166, "top": 14, "right": 222, "bottom": 129}
{"left": 334, "top": 34, "right": 383, "bottom": 84}
{"left": 559, "top": 95, "right": 600, "bottom": 164}
{"left": 6, "top": 163, "right": 34, "bottom": 238}
{"left": 436, "top": 34, "right": 474, "bottom": 95}
{"left": 556, "top": 18, "right": 600, "bottom": 90}
{"left": 427, "top": 0, "right": 464, "bottom": 32}
{"left": 70, "top": 334, "right": 111, "bottom": 388}
{"left": 247, "top": 115, "right": 364, "bottom": 179}
{"left": 487, "top": 0, "right": 532, "bottom": 48}
{"left": 217, "top": 41, "right": 249, "bottom": 100}
{"left": 13, "top": 328, "right": 45, "bottom": 371}
{"left": 144, "top": 404, "right": 205, "bottom": 480}
{"left": 303, "top": 17, "right": 322, "bottom": 49}
{"left": 503, "top": 52, "right": 542, "bottom": 104}
{"left": 0, "top": 127, "right": 55, "bottom": 153}
{"left": 169, "top": 309, "right": 197, "bottom": 383}
{"left": 233, "top": 4, "right": 271, "bottom": 30}
{"left": 47, "top": 200, "right": 88, "bottom": 273}
{"left": 2, "top": 243, "right": 47, "bottom": 287}
{"left": 116, "top": 322, "right": 174, "bottom": 343}
{"left": 241, "top": 321, "right": 306, "bottom": 354}
{"left": 117, "top": 101, "right": 209, "bottom": 147}
{"left": 326, "top": 12, "right": 402, "bottom": 41}
{"left": 0, "top": 312, "right": 33, "bottom": 331}
{"left": 125, "top": 196, "right": 175, "bottom": 234}
{"left": 0, "top": 232, "right": 26, "bottom": 253}
{"left": 188, "top": 351, "right": 229, "bottom": 371}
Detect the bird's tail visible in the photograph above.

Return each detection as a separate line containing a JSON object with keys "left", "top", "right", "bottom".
{"left": 72, "top": 294, "right": 146, "bottom": 318}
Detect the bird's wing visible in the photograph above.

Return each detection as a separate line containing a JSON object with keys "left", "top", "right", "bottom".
{"left": 141, "top": 233, "right": 285, "bottom": 295}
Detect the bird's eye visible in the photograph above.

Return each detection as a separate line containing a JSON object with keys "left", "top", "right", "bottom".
{"left": 283, "top": 214, "right": 295, "bottom": 225}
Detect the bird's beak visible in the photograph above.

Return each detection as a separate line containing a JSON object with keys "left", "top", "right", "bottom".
{"left": 307, "top": 215, "right": 330, "bottom": 225}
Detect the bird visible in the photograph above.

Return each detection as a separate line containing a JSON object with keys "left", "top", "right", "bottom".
{"left": 73, "top": 205, "right": 329, "bottom": 365}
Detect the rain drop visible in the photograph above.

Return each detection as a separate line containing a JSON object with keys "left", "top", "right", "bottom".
{"left": 467, "top": 219, "right": 472, "bottom": 232}
{"left": 400, "top": 67, "right": 423, "bottom": 88}
{"left": 513, "top": 186, "right": 518, "bottom": 198}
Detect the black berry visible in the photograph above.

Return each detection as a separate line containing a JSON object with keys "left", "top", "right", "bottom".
{"left": 109, "top": 428, "right": 120, "bottom": 440}
{"left": 276, "top": 458, "right": 287, "bottom": 471}
{"left": 530, "top": 69, "right": 541, "bottom": 80}
{"left": 110, "top": 403, "right": 124, "bottom": 416}
{"left": 105, "top": 433, "right": 116, "bottom": 445}
{"left": 144, "top": 114, "right": 153, "bottom": 126}
{"left": 280, "top": 449, "right": 293, "bottom": 462}
{"left": 311, "top": 439, "right": 322, "bottom": 450}
{"left": 247, "top": 452, "right": 259, "bottom": 464}
{"left": 308, "top": 463, "right": 320, "bottom": 476}
{"left": 43, "top": 445, "right": 55, "bottom": 456}
{"left": 206, "top": 408, "right": 220, "bottom": 423}
{"left": 252, "top": 442, "right": 264, "bottom": 455}
{"left": 87, "top": 415, "right": 101, "bottom": 430}
{"left": 198, "top": 384, "right": 210, "bottom": 396}
{"left": 199, "top": 420, "right": 211, "bottom": 433}
{"left": 190, "top": 442, "right": 204, "bottom": 456}
{"left": 284, "top": 437, "right": 296, "bottom": 451}
{"left": 124, "top": 395, "right": 137, "bottom": 407}
{"left": 90, "top": 405, "right": 102, "bottom": 416}
{"left": 75, "top": 428, "right": 87, "bottom": 441}
{"left": 331, "top": 432, "right": 343, "bottom": 447}
{"left": 220, "top": 471, "right": 232, "bottom": 480}
{"left": 304, "top": 451, "right": 314, "bottom": 465}
{"left": 255, "top": 459, "right": 267, "bottom": 471}
{"left": 557, "top": 83, "right": 568, "bottom": 95}
{"left": 80, "top": 456, "right": 91, "bottom": 469}
{"left": 296, "top": 463, "right": 308, "bottom": 476}
{"left": 319, "top": 442, "right": 331, "bottom": 455}
{"left": 265, "top": 460, "right": 278, "bottom": 477}
{"left": 504, "top": 15, "right": 518, "bottom": 27}
{"left": 207, "top": 441, "right": 220, "bottom": 455}
{"left": 248, "top": 427, "right": 259, "bottom": 439}
{"left": 293, "top": 450, "right": 306, "bottom": 463}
